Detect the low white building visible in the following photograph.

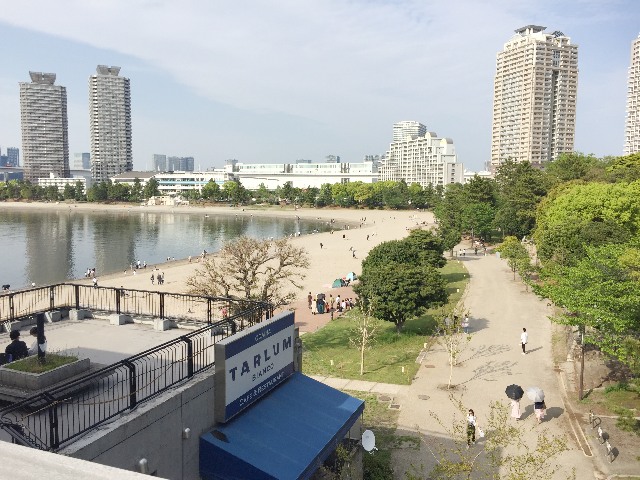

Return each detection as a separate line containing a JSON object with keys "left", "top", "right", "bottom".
{"left": 463, "top": 169, "right": 493, "bottom": 183}
{"left": 153, "top": 170, "right": 232, "bottom": 196}
{"left": 225, "top": 157, "right": 378, "bottom": 189}
{"left": 379, "top": 122, "right": 464, "bottom": 187}
{"left": 36, "top": 173, "right": 87, "bottom": 194}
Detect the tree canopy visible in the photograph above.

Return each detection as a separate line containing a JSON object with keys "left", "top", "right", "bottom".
{"left": 186, "top": 236, "right": 310, "bottom": 308}
{"left": 536, "top": 242, "right": 640, "bottom": 374}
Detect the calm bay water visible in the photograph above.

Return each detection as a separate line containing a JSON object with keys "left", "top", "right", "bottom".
{"left": 0, "top": 208, "right": 331, "bottom": 289}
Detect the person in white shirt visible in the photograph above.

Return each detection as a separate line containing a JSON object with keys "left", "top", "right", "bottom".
{"left": 28, "top": 327, "right": 47, "bottom": 356}
{"left": 520, "top": 328, "right": 528, "bottom": 355}
{"left": 466, "top": 409, "right": 477, "bottom": 448}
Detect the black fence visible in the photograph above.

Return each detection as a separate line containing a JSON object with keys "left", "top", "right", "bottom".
{"left": 0, "top": 286, "right": 273, "bottom": 451}
{"left": 0, "top": 283, "right": 250, "bottom": 331}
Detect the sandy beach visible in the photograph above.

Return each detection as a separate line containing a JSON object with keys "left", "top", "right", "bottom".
{"left": 3, "top": 201, "right": 433, "bottom": 329}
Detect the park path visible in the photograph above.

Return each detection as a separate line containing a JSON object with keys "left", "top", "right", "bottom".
{"left": 386, "top": 251, "right": 598, "bottom": 478}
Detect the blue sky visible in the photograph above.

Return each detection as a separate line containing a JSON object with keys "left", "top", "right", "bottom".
{"left": 0, "top": 0, "right": 638, "bottom": 172}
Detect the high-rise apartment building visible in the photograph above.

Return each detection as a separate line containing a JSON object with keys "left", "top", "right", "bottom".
{"left": 89, "top": 65, "right": 132, "bottom": 182}
{"left": 153, "top": 154, "right": 167, "bottom": 172}
{"left": 491, "top": 26, "right": 578, "bottom": 171}
{"left": 19, "top": 72, "right": 69, "bottom": 181}
{"left": 73, "top": 152, "right": 91, "bottom": 170}
{"left": 7, "top": 147, "right": 19, "bottom": 167}
{"left": 379, "top": 121, "right": 463, "bottom": 187}
{"left": 624, "top": 33, "right": 640, "bottom": 156}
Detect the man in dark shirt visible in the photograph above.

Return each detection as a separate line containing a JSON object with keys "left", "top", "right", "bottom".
{"left": 5, "top": 330, "right": 29, "bottom": 361}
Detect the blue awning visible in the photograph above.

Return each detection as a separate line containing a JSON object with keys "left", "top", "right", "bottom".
{"left": 200, "top": 372, "right": 365, "bottom": 480}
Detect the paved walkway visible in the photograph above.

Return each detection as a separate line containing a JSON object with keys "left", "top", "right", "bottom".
{"left": 311, "top": 250, "right": 634, "bottom": 479}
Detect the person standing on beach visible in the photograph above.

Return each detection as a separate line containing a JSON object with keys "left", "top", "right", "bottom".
{"left": 320, "top": 242, "right": 323, "bottom": 249}
{"left": 307, "top": 292, "right": 313, "bottom": 310}
{"left": 151, "top": 273, "right": 155, "bottom": 285}
{"left": 520, "top": 327, "right": 528, "bottom": 355}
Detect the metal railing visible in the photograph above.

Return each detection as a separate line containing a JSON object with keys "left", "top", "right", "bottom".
{"left": 0, "top": 283, "right": 244, "bottom": 330}
{"left": 0, "top": 300, "right": 272, "bottom": 451}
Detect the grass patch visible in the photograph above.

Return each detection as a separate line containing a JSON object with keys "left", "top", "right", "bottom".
{"left": 348, "top": 391, "right": 399, "bottom": 480}
{"left": 302, "top": 261, "right": 468, "bottom": 384}
{"left": 5, "top": 353, "right": 79, "bottom": 374}
{"left": 580, "top": 380, "right": 640, "bottom": 436}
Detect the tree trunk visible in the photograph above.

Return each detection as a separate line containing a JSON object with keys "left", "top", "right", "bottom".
{"left": 360, "top": 342, "right": 365, "bottom": 376}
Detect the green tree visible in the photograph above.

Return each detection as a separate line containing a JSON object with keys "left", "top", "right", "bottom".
{"left": 544, "top": 152, "right": 600, "bottom": 184}
{"left": 222, "top": 180, "right": 248, "bottom": 204}
{"left": 201, "top": 179, "right": 221, "bottom": 200}
{"left": 605, "top": 153, "right": 640, "bottom": 183}
{"left": 461, "top": 202, "right": 495, "bottom": 242}
{"left": 129, "top": 178, "right": 143, "bottom": 202}
{"left": 464, "top": 175, "right": 496, "bottom": 206}
{"left": 354, "top": 263, "right": 448, "bottom": 332}
{"left": 63, "top": 184, "right": 75, "bottom": 200}
{"left": 143, "top": 178, "right": 160, "bottom": 198}
{"left": 496, "top": 236, "right": 530, "bottom": 280}
{"left": 87, "top": 181, "right": 108, "bottom": 202}
{"left": 362, "top": 230, "right": 446, "bottom": 270}
{"left": 537, "top": 242, "right": 640, "bottom": 374}
{"left": 437, "top": 225, "right": 462, "bottom": 257}
{"left": 74, "top": 180, "right": 86, "bottom": 201}
{"left": 316, "top": 184, "right": 334, "bottom": 207}
{"left": 434, "top": 183, "right": 466, "bottom": 234}
{"left": 494, "top": 160, "right": 549, "bottom": 238}
{"left": 534, "top": 181, "right": 640, "bottom": 265}
{"left": 408, "top": 182, "right": 435, "bottom": 209}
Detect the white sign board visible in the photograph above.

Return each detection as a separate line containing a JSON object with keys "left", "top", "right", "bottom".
{"left": 214, "top": 311, "right": 295, "bottom": 422}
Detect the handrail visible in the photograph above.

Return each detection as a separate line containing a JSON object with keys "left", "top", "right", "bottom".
{"left": 0, "top": 290, "right": 273, "bottom": 452}
{"left": 0, "top": 282, "right": 271, "bottom": 330}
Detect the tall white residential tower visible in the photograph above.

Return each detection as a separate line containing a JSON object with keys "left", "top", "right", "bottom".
{"left": 19, "top": 72, "right": 69, "bottom": 182}
{"left": 624, "top": 33, "right": 640, "bottom": 156}
{"left": 379, "top": 121, "right": 463, "bottom": 187}
{"left": 491, "top": 26, "right": 578, "bottom": 171}
{"left": 89, "top": 65, "right": 132, "bottom": 182}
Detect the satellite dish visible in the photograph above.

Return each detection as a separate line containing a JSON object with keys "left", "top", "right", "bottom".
{"left": 362, "top": 429, "right": 377, "bottom": 453}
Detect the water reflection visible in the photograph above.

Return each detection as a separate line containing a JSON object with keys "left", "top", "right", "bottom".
{"left": 0, "top": 209, "right": 330, "bottom": 288}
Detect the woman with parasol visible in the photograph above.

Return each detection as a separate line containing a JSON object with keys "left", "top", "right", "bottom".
{"left": 527, "top": 387, "right": 546, "bottom": 423}
{"left": 505, "top": 384, "right": 524, "bottom": 420}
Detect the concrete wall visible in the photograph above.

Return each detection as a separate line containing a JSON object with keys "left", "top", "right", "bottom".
{"left": 61, "top": 370, "right": 216, "bottom": 480}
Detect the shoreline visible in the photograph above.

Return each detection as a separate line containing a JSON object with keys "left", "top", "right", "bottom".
{"left": 2, "top": 201, "right": 433, "bottom": 315}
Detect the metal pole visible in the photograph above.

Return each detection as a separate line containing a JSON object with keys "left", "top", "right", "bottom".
{"left": 579, "top": 327, "right": 585, "bottom": 401}
{"left": 36, "top": 312, "right": 45, "bottom": 361}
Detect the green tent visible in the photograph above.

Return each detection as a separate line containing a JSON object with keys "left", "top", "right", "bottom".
{"left": 332, "top": 278, "right": 343, "bottom": 288}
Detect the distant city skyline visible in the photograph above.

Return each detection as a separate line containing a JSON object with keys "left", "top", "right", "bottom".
{"left": 0, "top": 2, "right": 639, "bottom": 172}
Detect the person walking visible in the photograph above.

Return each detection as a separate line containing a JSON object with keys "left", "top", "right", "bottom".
{"left": 462, "top": 316, "right": 470, "bottom": 334}
{"left": 534, "top": 400, "right": 546, "bottom": 423}
{"left": 510, "top": 399, "right": 521, "bottom": 420}
{"left": 307, "top": 292, "right": 313, "bottom": 310}
{"left": 520, "top": 327, "right": 528, "bottom": 355}
{"left": 466, "top": 409, "right": 477, "bottom": 448}
{"left": 320, "top": 242, "right": 323, "bottom": 249}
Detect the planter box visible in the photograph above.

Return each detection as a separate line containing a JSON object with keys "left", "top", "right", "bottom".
{"left": 0, "top": 358, "right": 90, "bottom": 390}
